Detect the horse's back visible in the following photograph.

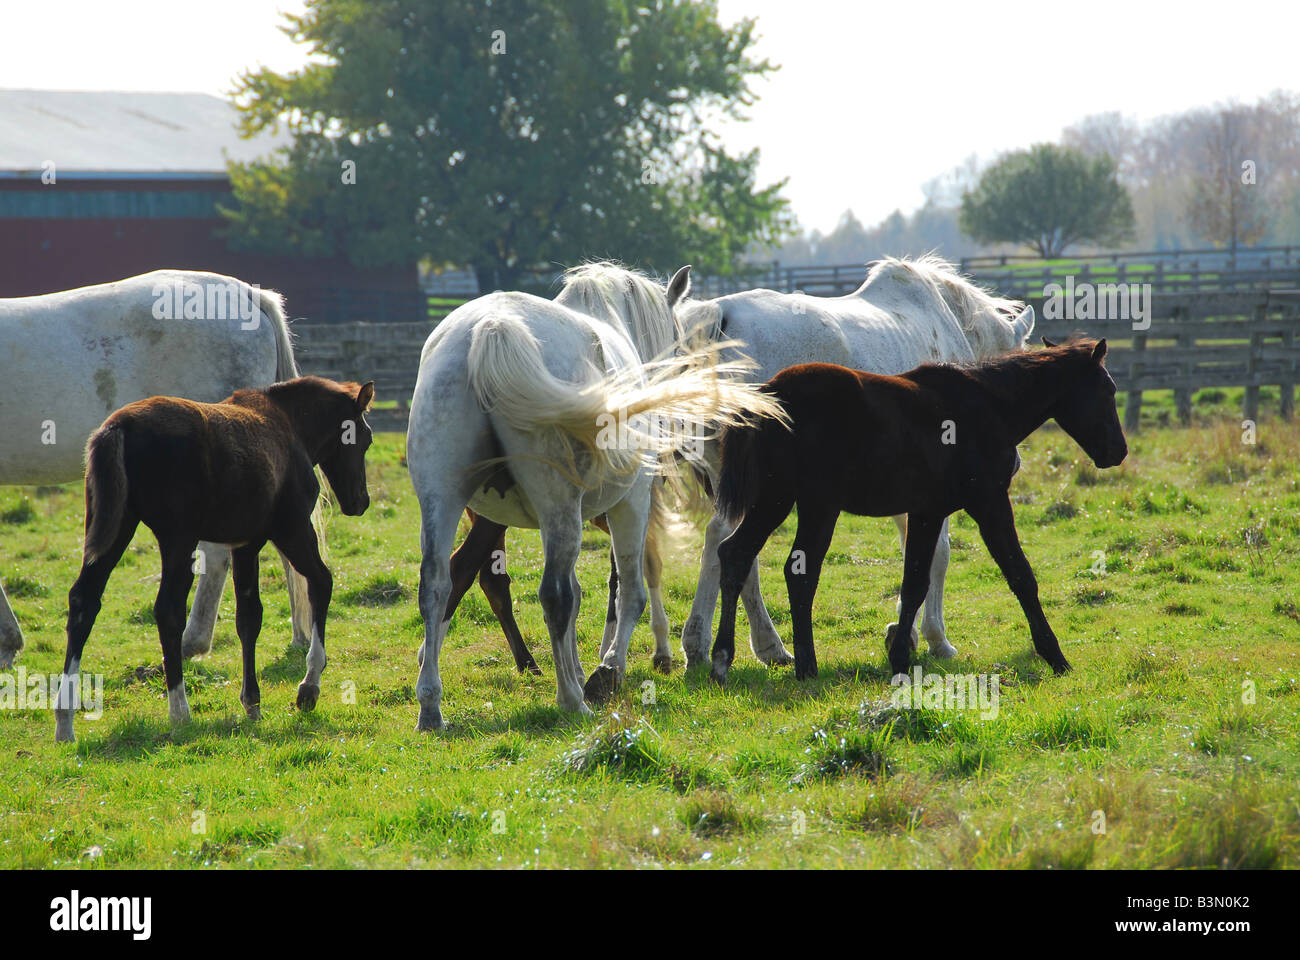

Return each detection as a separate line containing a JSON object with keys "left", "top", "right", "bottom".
{"left": 102, "top": 393, "right": 295, "bottom": 539}
{"left": 0, "top": 271, "right": 283, "bottom": 485}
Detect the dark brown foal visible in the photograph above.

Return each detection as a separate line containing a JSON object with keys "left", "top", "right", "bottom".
{"left": 710, "top": 337, "right": 1127, "bottom": 685}
{"left": 53, "top": 376, "right": 374, "bottom": 742}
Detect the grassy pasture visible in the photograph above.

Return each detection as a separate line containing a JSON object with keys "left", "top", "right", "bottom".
{"left": 1, "top": 392, "right": 1297, "bottom": 869}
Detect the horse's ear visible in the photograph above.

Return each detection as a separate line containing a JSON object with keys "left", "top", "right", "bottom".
{"left": 356, "top": 381, "right": 375, "bottom": 411}
{"left": 666, "top": 265, "right": 692, "bottom": 307}
{"left": 1041, "top": 336, "right": 1058, "bottom": 348}
{"left": 1092, "top": 339, "right": 1108, "bottom": 363}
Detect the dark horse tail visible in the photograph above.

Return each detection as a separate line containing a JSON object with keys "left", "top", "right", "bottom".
{"left": 715, "top": 421, "right": 763, "bottom": 525}
{"left": 83, "top": 424, "right": 127, "bottom": 563}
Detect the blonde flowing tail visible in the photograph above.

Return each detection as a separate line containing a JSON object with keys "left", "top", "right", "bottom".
{"left": 467, "top": 313, "right": 787, "bottom": 480}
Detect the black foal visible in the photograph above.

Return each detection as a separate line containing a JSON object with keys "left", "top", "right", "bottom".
{"left": 54, "top": 377, "right": 374, "bottom": 742}
{"left": 710, "top": 337, "right": 1127, "bottom": 684}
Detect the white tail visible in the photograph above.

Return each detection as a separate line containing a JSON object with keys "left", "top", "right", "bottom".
{"left": 467, "top": 313, "right": 786, "bottom": 480}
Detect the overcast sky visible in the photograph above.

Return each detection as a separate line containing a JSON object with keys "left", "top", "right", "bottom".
{"left": 3, "top": 0, "right": 1297, "bottom": 233}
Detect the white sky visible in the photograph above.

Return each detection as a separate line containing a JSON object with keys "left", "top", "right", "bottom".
{"left": 3, "top": 0, "right": 1297, "bottom": 233}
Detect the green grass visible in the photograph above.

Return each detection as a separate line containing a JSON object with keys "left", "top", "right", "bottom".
{"left": 1, "top": 410, "right": 1298, "bottom": 869}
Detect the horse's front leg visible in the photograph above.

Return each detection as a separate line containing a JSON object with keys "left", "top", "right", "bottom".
{"left": 231, "top": 543, "right": 265, "bottom": 720}
{"left": 156, "top": 538, "right": 199, "bottom": 726}
{"left": 741, "top": 557, "right": 793, "bottom": 666}
{"left": 273, "top": 523, "right": 332, "bottom": 711}
{"left": 681, "top": 510, "right": 730, "bottom": 668}
{"left": 887, "top": 514, "right": 944, "bottom": 679}
{"left": 968, "top": 494, "right": 1070, "bottom": 675}
{"left": 586, "top": 491, "right": 650, "bottom": 704}
{"left": 0, "top": 580, "right": 23, "bottom": 669}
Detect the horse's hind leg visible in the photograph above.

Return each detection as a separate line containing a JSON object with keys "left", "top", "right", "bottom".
{"left": 535, "top": 504, "right": 589, "bottom": 714}
{"left": 181, "top": 542, "right": 230, "bottom": 658}
{"left": 466, "top": 518, "right": 540, "bottom": 675}
{"left": 645, "top": 535, "right": 673, "bottom": 673}
{"left": 887, "top": 514, "right": 943, "bottom": 679}
{"left": 412, "top": 493, "right": 468, "bottom": 731}
{"left": 155, "top": 537, "right": 199, "bottom": 727}
{"left": 586, "top": 488, "right": 651, "bottom": 704}
{"left": 0, "top": 582, "right": 23, "bottom": 669}
{"left": 54, "top": 515, "right": 138, "bottom": 742}
{"left": 712, "top": 497, "right": 792, "bottom": 685}
{"left": 230, "top": 544, "right": 264, "bottom": 720}
{"left": 968, "top": 495, "right": 1070, "bottom": 675}
{"left": 600, "top": 546, "right": 619, "bottom": 661}
{"left": 785, "top": 505, "right": 839, "bottom": 681}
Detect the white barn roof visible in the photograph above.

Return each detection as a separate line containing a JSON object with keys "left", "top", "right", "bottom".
{"left": 0, "top": 90, "right": 292, "bottom": 179}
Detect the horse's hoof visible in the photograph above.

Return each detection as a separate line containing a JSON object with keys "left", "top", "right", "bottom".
{"left": 181, "top": 636, "right": 213, "bottom": 660}
{"left": 244, "top": 702, "right": 262, "bottom": 721}
{"left": 795, "top": 661, "right": 818, "bottom": 681}
{"left": 763, "top": 650, "right": 795, "bottom": 667}
{"left": 684, "top": 655, "right": 709, "bottom": 672}
{"left": 652, "top": 654, "right": 673, "bottom": 674}
{"left": 885, "top": 622, "right": 920, "bottom": 654}
{"left": 416, "top": 706, "right": 444, "bottom": 731}
{"left": 0, "top": 649, "right": 16, "bottom": 670}
{"left": 518, "top": 659, "right": 543, "bottom": 676}
{"left": 1051, "top": 658, "right": 1072, "bottom": 676}
{"left": 295, "top": 683, "right": 320, "bottom": 711}
{"left": 54, "top": 713, "right": 75, "bottom": 743}
{"left": 709, "top": 662, "right": 729, "bottom": 686}
{"left": 928, "top": 640, "right": 959, "bottom": 660}
{"left": 583, "top": 664, "right": 620, "bottom": 705}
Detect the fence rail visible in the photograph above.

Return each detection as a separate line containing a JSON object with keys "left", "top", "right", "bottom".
{"left": 292, "top": 290, "right": 1300, "bottom": 433}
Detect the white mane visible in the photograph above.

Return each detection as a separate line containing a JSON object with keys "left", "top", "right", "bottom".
{"left": 556, "top": 262, "right": 680, "bottom": 362}
{"left": 863, "top": 255, "right": 1030, "bottom": 358}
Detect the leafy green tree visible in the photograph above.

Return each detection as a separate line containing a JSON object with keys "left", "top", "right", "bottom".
{"left": 958, "top": 143, "right": 1134, "bottom": 258}
{"left": 221, "top": 0, "right": 791, "bottom": 289}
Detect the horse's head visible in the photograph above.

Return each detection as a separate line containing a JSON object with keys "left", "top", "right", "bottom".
{"left": 1045, "top": 337, "right": 1127, "bottom": 469}
{"left": 317, "top": 380, "right": 375, "bottom": 516}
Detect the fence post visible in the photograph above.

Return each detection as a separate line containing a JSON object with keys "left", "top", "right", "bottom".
{"left": 1175, "top": 306, "right": 1195, "bottom": 424}
{"left": 1125, "top": 331, "right": 1147, "bottom": 433}
{"left": 1243, "top": 304, "right": 1265, "bottom": 424}
{"left": 1280, "top": 302, "right": 1296, "bottom": 420}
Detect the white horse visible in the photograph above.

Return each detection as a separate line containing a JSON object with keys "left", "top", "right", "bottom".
{"left": 674, "top": 255, "right": 1036, "bottom": 669}
{"left": 0, "top": 271, "right": 312, "bottom": 669}
{"left": 405, "top": 263, "right": 784, "bottom": 730}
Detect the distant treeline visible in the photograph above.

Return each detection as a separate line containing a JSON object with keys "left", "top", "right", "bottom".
{"left": 768, "top": 90, "right": 1300, "bottom": 265}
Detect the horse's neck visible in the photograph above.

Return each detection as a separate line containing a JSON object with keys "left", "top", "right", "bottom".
{"left": 979, "top": 359, "right": 1068, "bottom": 445}
{"left": 264, "top": 387, "right": 331, "bottom": 463}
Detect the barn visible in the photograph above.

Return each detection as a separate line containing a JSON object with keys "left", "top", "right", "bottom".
{"left": 0, "top": 90, "right": 418, "bottom": 321}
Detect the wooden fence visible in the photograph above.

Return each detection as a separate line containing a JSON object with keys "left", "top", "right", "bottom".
{"left": 291, "top": 290, "right": 1300, "bottom": 433}
{"left": 1031, "top": 290, "right": 1299, "bottom": 430}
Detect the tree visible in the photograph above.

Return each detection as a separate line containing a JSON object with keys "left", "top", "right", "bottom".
{"left": 958, "top": 143, "right": 1134, "bottom": 258}
{"left": 1184, "top": 106, "right": 1272, "bottom": 250}
{"left": 220, "top": 0, "right": 791, "bottom": 289}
